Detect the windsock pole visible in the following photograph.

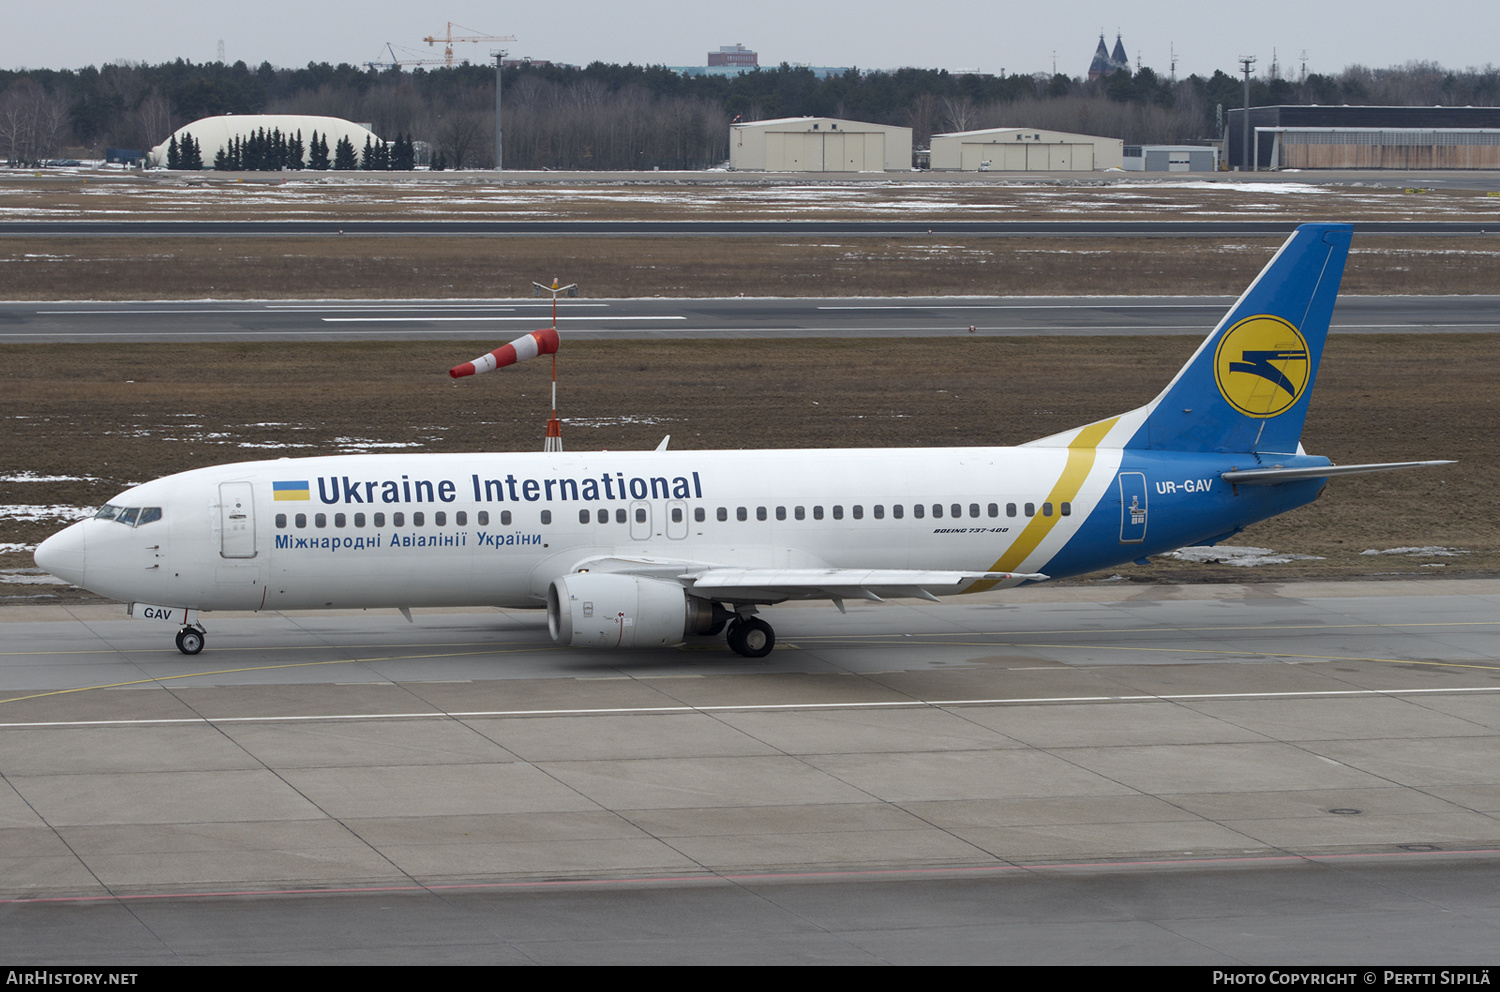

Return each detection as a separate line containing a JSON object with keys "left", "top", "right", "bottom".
{"left": 545, "top": 352, "right": 562, "bottom": 452}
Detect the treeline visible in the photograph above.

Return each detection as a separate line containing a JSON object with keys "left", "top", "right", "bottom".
{"left": 183, "top": 126, "right": 420, "bottom": 171}
{"left": 2, "top": 57, "right": 1498, "bottom": 168}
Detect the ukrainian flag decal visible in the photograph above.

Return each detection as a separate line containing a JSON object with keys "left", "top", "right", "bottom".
{"left": 273, "top": 480, "right": 310, "bottom": 501}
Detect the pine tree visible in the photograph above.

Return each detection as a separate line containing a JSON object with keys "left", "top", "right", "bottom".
{"left": 288, "top": 130, "right": 304, "bottom": 170}
{"left": 182, "top": 133, "right": 201, "bottom": 170}
{"left": 166, "top": 135, "right": 180, "bottom": 170}
{"left": 333, "top": 135, "right": 357, "bottom": 170}
{"left": 360, "top": 136, "right": 375, "bottom": 170}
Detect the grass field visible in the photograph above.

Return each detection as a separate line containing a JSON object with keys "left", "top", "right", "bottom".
{"left": 4, "top": 235, "right": 1500, "bottom": 299}
{"left": 2, "top": 335, "right": 1494, "bottom": 603}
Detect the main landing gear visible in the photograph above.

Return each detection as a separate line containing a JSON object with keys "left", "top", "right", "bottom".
{"left": 174, "top": 624, "right": 206, "bottom": 655}
{"left": 725, "top": 616, "right": 775, "bottom": 658}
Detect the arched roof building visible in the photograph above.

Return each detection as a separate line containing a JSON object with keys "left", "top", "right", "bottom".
{"left": 148, "top": 114, "right": 381, "bottom": 168}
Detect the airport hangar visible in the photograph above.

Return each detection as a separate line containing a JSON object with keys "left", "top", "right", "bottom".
{"left": 1227, "top": 104, "right": 1500, "bottom": 170}
{"left": 728, "top": 117, "right": 914, "bottom": 172}
{"left": 929, "top": 127, "right": 1125, "bottom": 171}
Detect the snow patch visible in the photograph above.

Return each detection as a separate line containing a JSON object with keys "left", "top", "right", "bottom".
{"left": 1162, "top": 545, "right": 1325, "bottom": 567}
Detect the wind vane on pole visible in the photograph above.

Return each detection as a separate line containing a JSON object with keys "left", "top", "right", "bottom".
{"left": 447, "top": 278, "right": 578, "bottom": 452}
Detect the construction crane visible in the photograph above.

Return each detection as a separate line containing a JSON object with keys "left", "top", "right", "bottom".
{"left": 366, "top": 42, "right": 450, "bottom": 71}
{"left": 423, "top": 22, "right": 516, "bottom": 67}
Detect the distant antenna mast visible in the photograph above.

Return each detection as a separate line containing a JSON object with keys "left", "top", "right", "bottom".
{"left": 1299, "top": 50, "right": 1309, "bottom": 85}
{"left": 1239, "top": 56, "right": 1257, "bottom": 171}
{"left": 1170, "top": 43, "right": 1178, "bottom": 83}
{"left": 217, "top": 40, "right": 225, "bottom": 62}
{"left": 532, "top": 277, "right": 579, "bottom": 452}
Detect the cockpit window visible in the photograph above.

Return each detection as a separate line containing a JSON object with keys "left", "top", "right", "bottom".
{"left": 93, "top": 504, "right": 162, "bottom": 527}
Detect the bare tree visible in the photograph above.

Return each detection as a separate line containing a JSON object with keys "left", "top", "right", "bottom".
{"left": 0, "top": 80, "right": 72, "bottom": 165}
{"left": 940, "top": 96, "right": 979, "bottom": 133}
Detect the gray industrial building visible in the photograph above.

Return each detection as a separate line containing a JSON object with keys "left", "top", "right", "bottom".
{"left": 930, "top": 127, "right": 1124, "bottom": 171}
{"left": 1123, "top": 145, "right": 1220, "bottom": 172}
{"left": 1227, "top": 105, "right": 1500, "bottom": 170}
{"left": 729, "top": 118, "right": 913, "bottom": 172}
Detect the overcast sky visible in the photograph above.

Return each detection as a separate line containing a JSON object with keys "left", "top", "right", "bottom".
{"left": 6, "top": 1, "right": 1496, "bottom": 80}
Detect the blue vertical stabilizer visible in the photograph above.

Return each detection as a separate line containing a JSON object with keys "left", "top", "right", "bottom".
{"left": 1126, "top": 223, "right": 1352, "bottom": 454}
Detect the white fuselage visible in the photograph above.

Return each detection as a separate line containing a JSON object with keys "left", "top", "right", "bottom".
{"left": 46, "top": 445, "right": 1129, "bottom": 613}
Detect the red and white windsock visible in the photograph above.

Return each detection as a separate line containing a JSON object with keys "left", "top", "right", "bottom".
{"left": 449, "top": 326, "right": 560, "bottom": 378}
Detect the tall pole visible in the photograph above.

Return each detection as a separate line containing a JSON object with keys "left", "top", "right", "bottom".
{"left": 494, "top": 51, "right": 505, "bottom": 172}
{"left": 1239, "top": 56, "right": 1257, "bottom": 172}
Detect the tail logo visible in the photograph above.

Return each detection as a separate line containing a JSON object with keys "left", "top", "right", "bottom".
{"left": 1213, "top": 315, "right": 1311, "bottom": 418}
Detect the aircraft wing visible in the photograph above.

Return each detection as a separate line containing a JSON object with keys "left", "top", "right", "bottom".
{"left": 681, "top": 568, "right": 1046, "bottom": 606}
{"left": 569, "top": 555, "right": 1044, "bottom": 607}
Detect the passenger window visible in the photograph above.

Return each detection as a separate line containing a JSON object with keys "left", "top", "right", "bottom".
{"left": 893, "top": 504, "right": 903, "bottom": 519}
{"left": 694, "top": 507, "right": 705, "bottom": 522}
{"left": 374, "top": 512, "right": 385, "bottom": 527}
{"left": 579, "top": 509, "right": 591, "bottom": 524}
{"left": 541, "top": 510, "right": 552, "bottom": 524}
{"left": 476, "top": 511, "right": 488, "bottom": 526}
{"left": 315, "top": 513, "right": 326, "bottom": 528}
{"left": 275, "top": 513, "right": 287, "bottom": 529}
{"left": 355, "top": 513, "right": 366, "bottom": 527}
{"left": 832, "top": 505, "right": 843, "bottom": 520}
{"left": 501, "top": 510, "right": 512, "bottom": 526}
{"left": 1061, "top": 502, "right": 1072, "bottom": 516}
{"left": 987, "top": 503, "right": 998, "bottom": 518}
{"left": 335, "top": 513, "right": 346, "bottom": 528}
{"left": 1043, "top": 503, "right": 1053, "bottom": 517}
{"left": 635, "top": 508, "right": 647, "bottom": 523}
{"left": 598, "top": 509, "right": 609, "bottom": 524}
{"left": 932, "top": 504, "right": 943, "bottom": 519}
{"left": 435, "top": 512, "right": 446, "bottom": 526}
{"left": 913, "top": 504, "right": 924, "bottom": 519}
{"left": 717, "top": 507, "right": 728, "bottom": 522}
{"left": 776, "top": 506, "right": 786, "bottom": 521}
{"left": 672, "top": 507, "right": 683, "bottom": 523}
{"left": 295, "top": 513, "right": 308, "bottom": 528}
{"left": 413, "top": 512, "right": 424, "bottom": 527}
{"left": 813, "top": 506, "right": 824, "bottom": 520}
{"left": 1007, "top": 503, "right": 1017, "bottom": 517}
{"left": 873, "top": 505, "right": 883, "bottom": 519}
{"left": 616, "top": 508, "right": 627, "bottom": 524}
{"left": 968, "top": 504, "right": 979, "bottom": 518}
{"left": 393, "top": 512, "right": 404, "bottom": 526}
{"left": 952, "top": 504, "right": 963, "bottom": 518}
{"left": 1024, "top": 503, "right": 1035, "bottom": 517}
{"left": 795, "top": 506, "right": 805, "bottom": 520}
{"left": 456, "top": 511, "right": 467, "bottom": 526}
{"left": 737, "top": 507, "right": 747, "bottom": 522}
{"left": 756, "top": 506, "right": 766, "bottom": 521}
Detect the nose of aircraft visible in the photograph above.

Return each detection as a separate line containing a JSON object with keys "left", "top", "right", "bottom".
{"left": 35, "top": 522, "right": 87, "bottom": 588}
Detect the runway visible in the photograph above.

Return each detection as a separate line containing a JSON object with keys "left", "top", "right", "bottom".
{"left": 3, "top": 579, "right": 1498, "bottom": 963}
{"left": 4, "top": 295, "right": 1497, "bottom": 343}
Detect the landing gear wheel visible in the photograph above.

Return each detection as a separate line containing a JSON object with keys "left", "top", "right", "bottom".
{"left": 175, "top": 627, "right": 205, "bottom": 656}
{"left": 726, "top": 617, "right": 775, "bottom": 658}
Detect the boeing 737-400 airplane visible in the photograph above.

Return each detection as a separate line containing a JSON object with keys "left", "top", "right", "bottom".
{"left": 35, "top": 224, "right": 1447, "bottom": 657}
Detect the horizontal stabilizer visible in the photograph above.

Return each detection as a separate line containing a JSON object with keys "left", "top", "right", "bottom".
{"left": 1222, "top": 460, "right": 1455, "bottom": 485}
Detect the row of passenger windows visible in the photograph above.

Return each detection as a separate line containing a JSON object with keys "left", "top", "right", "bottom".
{"left": 275, "top": 501, "right": 1071, "bottom": 530}
{"left": 276, "top": 510, "right": 508, "bottom": 529}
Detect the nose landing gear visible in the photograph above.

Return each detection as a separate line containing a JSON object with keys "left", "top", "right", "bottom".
{"left": 174, "top": 624, "right": 206, "bottom": 655}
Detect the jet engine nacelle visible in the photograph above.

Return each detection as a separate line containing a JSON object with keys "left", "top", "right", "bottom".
{"left": 547, "top": 572, "right": 720, "bottom": 649}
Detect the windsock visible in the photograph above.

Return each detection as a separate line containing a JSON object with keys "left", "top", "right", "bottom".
{"left": 449, "top": 326, "right": 560, "bottom": 378}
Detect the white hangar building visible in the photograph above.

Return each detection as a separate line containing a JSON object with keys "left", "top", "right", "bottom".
{"left": 930, "top": 127, "right": 1123, "bottom": 172}
{"left": 729, "top": 118, "right": 913, "bottom": 172}
{"left": 147, "top": 114, "right": 382, "bottom": 169}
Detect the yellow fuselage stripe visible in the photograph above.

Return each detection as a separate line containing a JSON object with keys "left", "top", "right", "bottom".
{"left": 969, "top": 417, "right": 1120, "bottom": 591}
